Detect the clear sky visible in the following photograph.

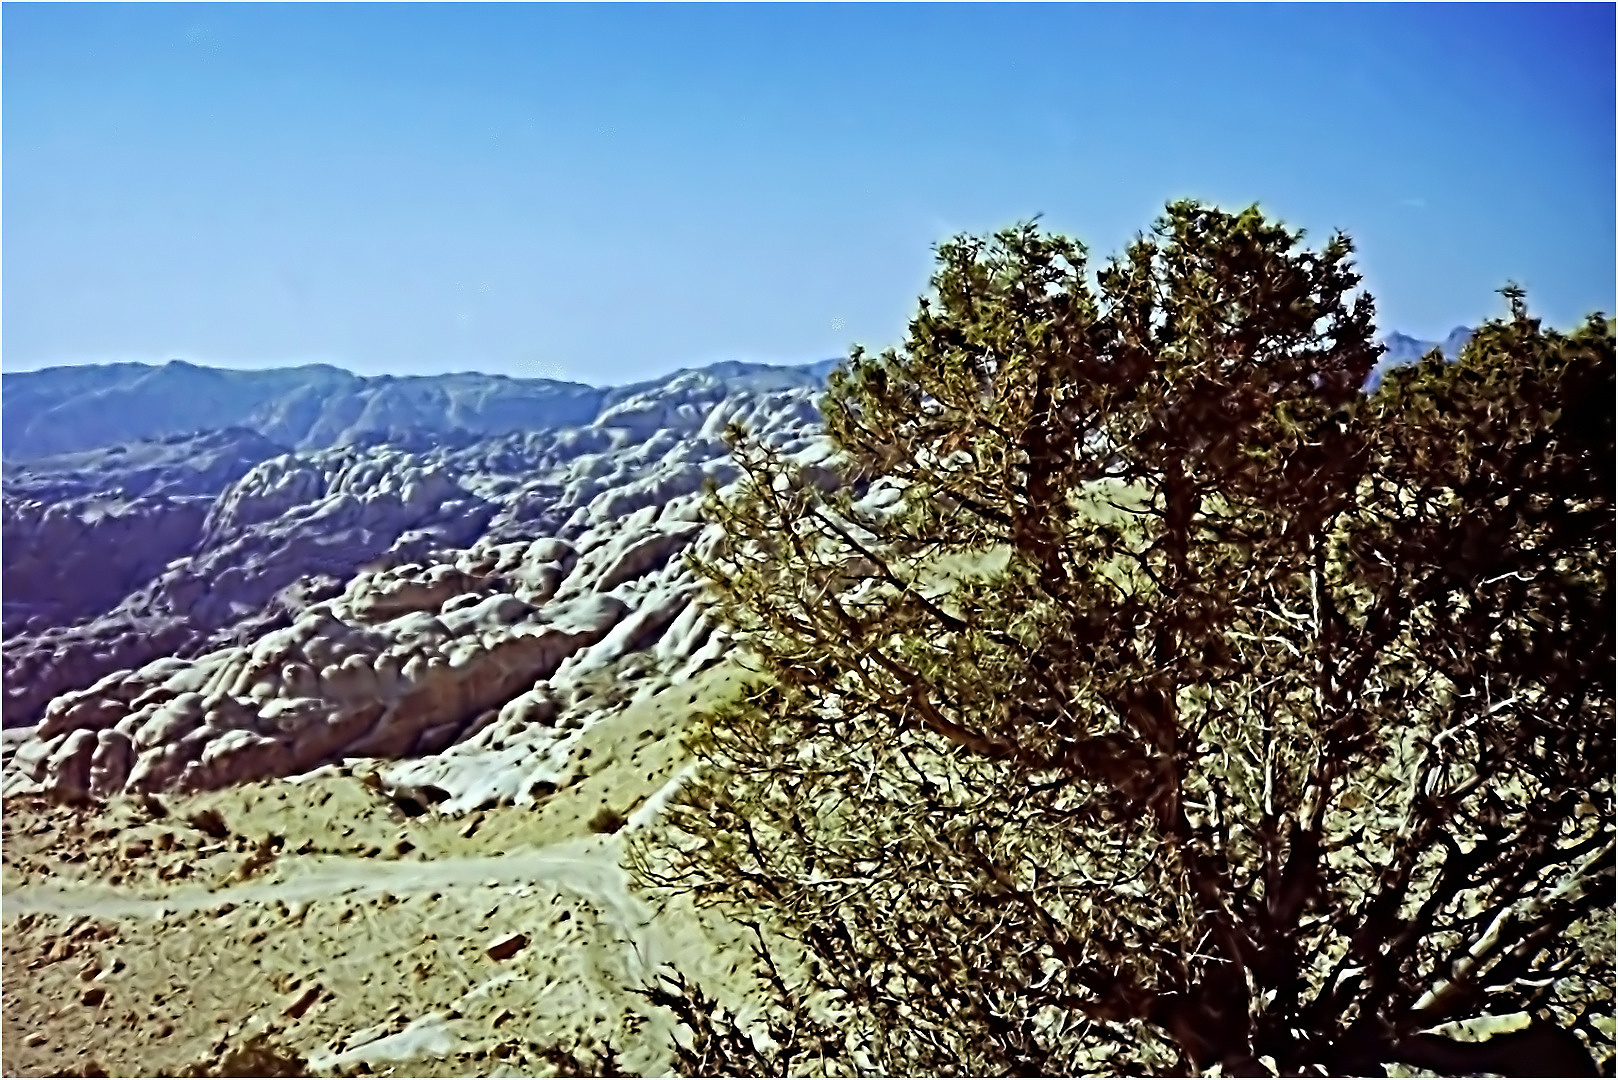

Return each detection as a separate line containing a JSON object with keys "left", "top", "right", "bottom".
{"left": 4, "top": 3, "right": 1614, "bottom": 384}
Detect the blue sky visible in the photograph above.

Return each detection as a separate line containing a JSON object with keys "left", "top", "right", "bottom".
{"left": 4, "top": 3, "right": 1614, "bottom": 384}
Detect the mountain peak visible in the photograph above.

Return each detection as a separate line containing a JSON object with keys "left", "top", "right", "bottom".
{"left": 1368, "top": 326, "right": 1476, "bottom": 388}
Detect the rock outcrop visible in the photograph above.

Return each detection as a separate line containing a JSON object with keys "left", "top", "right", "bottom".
{"left": 3, "top": 445, "right": 499, "bottom": 729}
{"left": 2, "top": 357, "right": 830, "bottom": 805}
{"left": 1, "top": 428, "right": 289, "bottom": 635}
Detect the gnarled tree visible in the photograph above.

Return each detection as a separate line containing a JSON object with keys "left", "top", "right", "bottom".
{"left": 633, "top": 203, "right": 1615, "bottom": 1076}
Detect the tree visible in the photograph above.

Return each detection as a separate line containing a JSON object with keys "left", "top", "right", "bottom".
{"left": 632, "top": 203, "right": 1615, "bottom": 1076}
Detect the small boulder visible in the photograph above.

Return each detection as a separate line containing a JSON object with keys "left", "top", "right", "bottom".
{"left": 282, "top": 984, "right": 322, "bottom": 1019}
{"left": 485, "top": 933, "right": 529, "bottom": 962}
{"left": 186, "top": 807, "right": 230, "bottom": 840}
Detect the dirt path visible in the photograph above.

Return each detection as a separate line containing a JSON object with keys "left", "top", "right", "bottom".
{"left": 0, "top": 685, "right": 752, "bottom": 1078}
{"left": 3, "top": 834, "right": 644, "bottom": 926}
{"left": 3, "top": 832, "right": 707, "bottom": 1075}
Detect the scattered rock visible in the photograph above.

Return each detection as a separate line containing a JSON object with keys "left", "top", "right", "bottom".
{"left": 588, "top": 807, "right": 627, "bottom": 835}
{"left": 485, "top": 933, "right": 530, "bottom": 962}
{"left": 282, "top": 984, "right": 322, "bottom": 1020}
{"left": 186, "top": 808, "right": 230, "bottom": 839}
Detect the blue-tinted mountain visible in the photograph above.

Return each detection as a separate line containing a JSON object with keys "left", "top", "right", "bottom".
{"left": 1, "top": 358, "right": 841, "bottom": 461}
{"left": 1369, "top": 327, "right": 1475, "bottom": 388}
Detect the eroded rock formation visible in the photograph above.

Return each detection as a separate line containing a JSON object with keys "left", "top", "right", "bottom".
{"left": 2, "top": 359, "right": 835, "bottom": 807}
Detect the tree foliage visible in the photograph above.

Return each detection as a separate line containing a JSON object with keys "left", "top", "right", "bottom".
{"left": 632, "top": 203, "right": 1615, "bottom": 1076}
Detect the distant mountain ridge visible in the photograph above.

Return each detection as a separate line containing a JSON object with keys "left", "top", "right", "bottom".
{"left": 1370, "top": 326, "right": 1474, "bottom": 387}
{"left": 1, "top": 337, "right": 1455, "bottom": 463}
{"left": 0, "top": 357, "right": 840, "bottom": 461}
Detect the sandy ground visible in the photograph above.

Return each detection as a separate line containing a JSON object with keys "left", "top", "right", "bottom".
{"left": 1, "top": 664, "right": 768, "bottom": 1078}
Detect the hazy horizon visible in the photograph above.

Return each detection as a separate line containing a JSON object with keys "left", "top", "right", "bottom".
{"left": 5, "top": 3, "right": 1614, "bottom": 383}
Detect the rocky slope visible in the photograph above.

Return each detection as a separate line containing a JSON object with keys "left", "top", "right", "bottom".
{"left": 1, "top": 355, "right": 852, "bottom": 1078}
{"left": 2, "top": 428, "right": 288, "bottom": 635}
{"left": 3, "top": 361, "right": 835, "bottom": 784}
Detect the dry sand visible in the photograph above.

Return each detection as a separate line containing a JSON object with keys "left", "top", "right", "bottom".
{"left": 1, "top": 664, "right": 769, "bottom": 1078}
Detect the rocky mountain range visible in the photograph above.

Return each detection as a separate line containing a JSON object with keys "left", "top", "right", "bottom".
{"left": 2, "top": 356, "right": 852, "bottom": 802}
{"left": 1, "top": 357, "right": 843, "bottom": 460}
